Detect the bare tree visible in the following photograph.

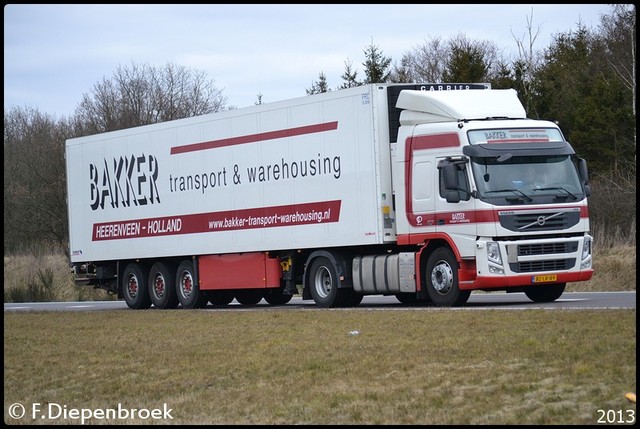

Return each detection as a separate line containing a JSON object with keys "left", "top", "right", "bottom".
{"left": 600, "top": 4, "right": 636, "bottom": 109}
{"left": 399, "top": 34, "right": 499, "bottom": 84}
{"left": 404, "top": 36, "right": 448, "bottom": 82}
{"left": 75, "top": 61, "right": 227, "bottom": 135}
{"left": 510, "top": 8, "right": 544, "bottom": 117}
{"left": 599, "top": 3, "right": 636, "bottom": 157}
{"left": 4, "top": 107, "right": 69, "bottom": 252}
{"left": 388, "top": 55, "right": 413, "bottom": 83}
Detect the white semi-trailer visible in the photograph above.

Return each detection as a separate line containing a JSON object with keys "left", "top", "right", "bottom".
{"left": 65, "top": 83, "right": 594, "bottom": 309}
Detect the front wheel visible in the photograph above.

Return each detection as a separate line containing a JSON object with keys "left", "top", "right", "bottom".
{"left": 524, "top": 283, "right": 566, "bottom": 302}
{"left": 425, "top": 247, "right": 470, "bottom": 307}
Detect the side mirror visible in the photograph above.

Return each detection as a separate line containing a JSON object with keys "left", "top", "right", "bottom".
{"left": 578, "top": 158, "right": 589, "bottom": 184}
{"left": 578, "top": 158, "right": 591, "bottom": 197}
{"left": 442, "top": 163, "right": 459, "bottom": 189}
{"left": 445, "top": 190, "right": 461, "bottom": 203}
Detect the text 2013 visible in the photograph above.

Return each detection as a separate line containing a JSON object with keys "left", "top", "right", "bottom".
{"left": 596, "top": 409, "right": 635, "bottom": 424}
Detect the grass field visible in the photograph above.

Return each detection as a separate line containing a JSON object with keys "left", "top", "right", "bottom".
{"left": 4, "top": 309, "right": 636, "bottom": 425}
{"left": 3, "top": 240, "right": 636, "bottom": 424}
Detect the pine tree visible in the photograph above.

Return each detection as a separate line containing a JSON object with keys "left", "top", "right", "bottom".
{"left": 362, "top": 40, "right": 391, "bottom": 84}
{"left": 306, "top": 71, "right": 331, "bottom": 95}
{"left": 338, "top": 58, "right": 361, "bottom": 89}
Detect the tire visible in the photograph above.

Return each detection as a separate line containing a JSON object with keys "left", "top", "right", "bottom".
{"left": 425, "top": 247, "right": 470, "bottom": 307}
{"left": 122, "top": 262, "right": 151, "bottom": 310}
{"left": 264, "top": 288, "right": 293, "bottom": 305}
{"left": 396, "top": 292, "right": 432, "bottom": 305}
{"left": 208, "top": 290, "right": 234, "bottom": 306}
{"left": 524, "top": 283, "right": 566, "bottom": 303}
{"left": 343, "top": 288, "right": 364, "bottom": 307}
{"left": 148, "top": 262, "right": 178, "bottom": 309}
{"left": 175, "top": 259, "right": 207, "bottom": 309}
{"left": 395, "top": 292, "right": 420, "bottom": 305}
{"left": 308, "top": 256, "right": 347, "bottom": 308}
{"left": 234, "top": 289, "right": 264, "bottom": 306}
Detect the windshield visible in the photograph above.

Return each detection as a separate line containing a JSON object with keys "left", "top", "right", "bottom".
{"left": 471, "top": 155, "right": 585, "bottom": 205}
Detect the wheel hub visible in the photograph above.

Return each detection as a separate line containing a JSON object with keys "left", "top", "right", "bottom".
{"left": 431, "top": 262, "right": 453, "bottom": 294}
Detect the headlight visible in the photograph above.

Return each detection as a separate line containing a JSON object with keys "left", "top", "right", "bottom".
{"left": 487, "top": 242, "right": 502, "bottom": 265}
{"left": 582, "top": 236, "right": 592, "bottom": 260}
{"left": 581, "top": 236, "right": 592, "bottom": 269}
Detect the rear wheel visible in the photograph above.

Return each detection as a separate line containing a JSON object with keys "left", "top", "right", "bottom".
{"left": 122, "top": 263, "right": 151, "bottom": 310}
{"left": 308, "top": 256, "right": 348, "bottom": 308}
{"left": 524, "top": 283, "right": 566, "bottom": 302}
{"left": 148, "top": 262, "right": 178, "bottom": 309}
{"left": 175, "top": 260, "right": 207, "bottom": 309}
{"left": 425, "top": 247, "right": 470, "bottom": 307}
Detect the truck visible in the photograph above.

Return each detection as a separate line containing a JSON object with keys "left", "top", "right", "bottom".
{"left": 65, "top": 83, "right": 594, "bottom": 309}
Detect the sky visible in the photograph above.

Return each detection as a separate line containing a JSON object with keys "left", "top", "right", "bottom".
{"left": 4, "top": 4, "right": 612, "bottom": 118}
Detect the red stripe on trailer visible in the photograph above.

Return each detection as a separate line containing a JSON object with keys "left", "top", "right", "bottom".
{"left": 170, "top": 121, "right": 339, "bottom": 154}
{"left": 92, "top": 200, "right": 342, "bottom": 241}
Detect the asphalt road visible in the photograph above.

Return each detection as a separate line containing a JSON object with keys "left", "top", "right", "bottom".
{"left": 3, "top": 291, "right": 635, "bottom": 312}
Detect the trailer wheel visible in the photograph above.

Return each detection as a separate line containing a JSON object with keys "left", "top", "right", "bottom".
{"left": 234, "top": 289, "right": 264, "bottom": 306}
{"left": 425, "top": 247, "right": 470, "bottom": 307}
{"left": 175, "top": 260, "right": 207, "bottom": 309}
{"left": 208, "top": 290, "right": 234, "bottom": 306}
{"left": 122, "top": 263, "right": 151, "bottom": 310}
{"left": 148, "top": 262, "right": 178, "bottom": 309}
{"left": 264, "top": 288, "right": 293, "bottom": 305}
{"left": 308, "top": 256, "right": 346, "bottom": 308}
{"left": 524, "top": 283, "right": 566, "bottom": 303}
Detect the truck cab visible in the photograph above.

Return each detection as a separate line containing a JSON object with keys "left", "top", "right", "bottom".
{"left": 391, "top": 89, "right": 593, "bottom": 306}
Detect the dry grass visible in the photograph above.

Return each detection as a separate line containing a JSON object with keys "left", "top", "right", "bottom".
{"left": 3, "top": 241, "right": 635, "bottom": 303}
{"left": 567, "top": 244, "right": 636, "bottom": 292}
{"left": 3, "top": 250, "right": 113, "bottom": 303}
{"left": 4, "top": 309, "right": 636, "bottom": 425}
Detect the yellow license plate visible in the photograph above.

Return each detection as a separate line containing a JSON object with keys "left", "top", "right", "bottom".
{"left": 532, "top": 275, "right": 557, "bottom": 283}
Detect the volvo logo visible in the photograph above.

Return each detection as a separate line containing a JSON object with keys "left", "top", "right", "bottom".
{"left": 536, "top": 215, "right": 546, "bottom": 226}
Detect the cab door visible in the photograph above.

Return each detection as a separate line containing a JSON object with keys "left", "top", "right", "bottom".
{"left": 435, "top": 157, "right": 478, "bottom": 259}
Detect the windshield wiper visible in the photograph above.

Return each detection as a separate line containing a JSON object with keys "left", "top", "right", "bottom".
{"left": 485, "top": 189, "right": 533, "bottom": 202}
{"left": 533, "top": 187, "right": 577, "bottom": 200}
